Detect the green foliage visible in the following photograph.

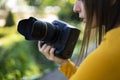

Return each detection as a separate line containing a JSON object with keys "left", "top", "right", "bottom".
{"left": 25, "top": 0, "right": 81, "bottom": 22}
{"left": 25, "top": 0, "right": 63, "bottom": 6}
{"left": 40, "top": 0, "right": 63, "bottom": 6}
{"left": 4, "top": 11, "right": 15, "bottom": 27}
{"left": 0, "top": 27, "right": 16, "bottom": 38}
{"left": 0, "top": 26, "right": 56, "bottom": 79}
{"left": 25, "top": 0, "right": 41, "bottom": 7}
{"left": 58, "top": 1, "right": 81, "bottom": 22}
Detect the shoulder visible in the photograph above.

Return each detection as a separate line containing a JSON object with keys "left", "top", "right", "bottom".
{"left": 74, "top": 27, "right": 120, "bottom": 79}
{"left": 79, "top": 26, "right": 120, "bottom": 72}
{"left": 102, "top": 26, "right": 120, "bottom": 49}
{"left": 105, "top": 26, "right": 120, "bottom": 41}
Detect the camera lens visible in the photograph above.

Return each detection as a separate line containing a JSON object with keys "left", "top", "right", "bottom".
{"left": 30, "top": 19, "right": 60, "bottom": 42}
{"left": 31, "top": 21, "right": 47, "bottom": 40}
{"left": 18, "top": 17, "right": 60, "bottom": 42}
{"left": 18, "top": 17, "right": 80, "bottom": 59}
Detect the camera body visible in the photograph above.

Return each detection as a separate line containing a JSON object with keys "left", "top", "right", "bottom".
{"left": 17, "top": 17, "right": 80, "bottom": 59}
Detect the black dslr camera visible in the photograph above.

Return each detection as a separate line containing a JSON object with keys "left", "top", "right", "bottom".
{"left": 17, "top": 17, "right": 80, "bottom": 59}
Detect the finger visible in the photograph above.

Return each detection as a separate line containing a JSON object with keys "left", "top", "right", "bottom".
{"left": 39, "top": 44, "right": 47, "bottom": 52}
{"left": 43, "top": 45, "right": 52, "bottom": 54}
{"left": 49, "top": 48, "right": 55, "bottom": 60}
{"left": 38, "top": 41, "right": 41, "bottom": 51}
{"left": 42, "top": 45, "right": 53, "bottom": 59}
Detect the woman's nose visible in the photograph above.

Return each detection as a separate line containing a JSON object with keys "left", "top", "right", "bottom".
{"left": 73, "top": 2, "right": 81, "bottom": 13}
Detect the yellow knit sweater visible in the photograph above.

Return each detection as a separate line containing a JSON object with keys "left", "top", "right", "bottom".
{"left": 59, "top": 26, "right": 120, "bottom": 80}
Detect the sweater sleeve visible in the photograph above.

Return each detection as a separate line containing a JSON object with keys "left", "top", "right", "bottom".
{"left": 59, "top": 59, "right": 78, "bottom": 78}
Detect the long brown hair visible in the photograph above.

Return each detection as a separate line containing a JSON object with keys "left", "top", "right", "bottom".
{"left": 76, "top": 0, "right": 120, "bottom": 65}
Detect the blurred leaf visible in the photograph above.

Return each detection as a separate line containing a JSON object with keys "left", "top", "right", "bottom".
{"left": 4, "top": 11, "right": 15, "bottom": 27}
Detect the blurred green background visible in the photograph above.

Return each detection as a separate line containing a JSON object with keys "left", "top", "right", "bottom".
{"left": 0, "top": 0, "right": 84, "bottom": 80}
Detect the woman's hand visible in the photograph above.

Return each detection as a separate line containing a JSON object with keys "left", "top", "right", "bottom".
{"left": 38, "top": 41, "right": 68, "bottom": 65}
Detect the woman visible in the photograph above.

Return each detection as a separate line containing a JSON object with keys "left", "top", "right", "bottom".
{"left": 38, "top": 0, "right": 120, "bottom": 80}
